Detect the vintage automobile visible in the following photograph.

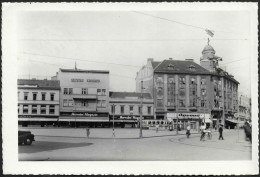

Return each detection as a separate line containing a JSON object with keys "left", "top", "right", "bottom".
{"left": 18, "top": 130, "right": 35, "bottom": 145}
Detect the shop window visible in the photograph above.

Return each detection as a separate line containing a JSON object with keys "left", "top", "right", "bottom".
{"left": 33, "top": 93, "right": 37, "bottom": 101}
{"left": 32, "top": 105, "right": 37, "bottom": 114}
{"left": 41, "top": 93, "right": 46, "bottom": 101}
{"left": 121, "top": 106, "right": 124, "bottom": 114}
{"left": 50, "top": 93, "right": 55, "bottom": 101}
{"left": 23, "top": 105, "right": 28, "bottom": 114}
{"left": 24, "top": 92, "right": 28, "bottom": 100}
{"left": 82, "top": 88, "right": 87, "bottom": 95}
{"left": 40, "top": 105, "right": 46, "bottom": 114}
{"left": 49, "top": 105, "right": 55, "bottom": 114}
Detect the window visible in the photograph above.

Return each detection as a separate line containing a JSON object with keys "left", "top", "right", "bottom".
{"left": 63, "top": 99, "right": 68, "bottom": 107}
{"left": 49, "top": 105, "right": 55, "bottom": 114}
{"left": 18, "top": 92, "right": 20, "bottom": 100}
{"left": 68, "top": 100, "right": 73, "bottom": 107}
{"left": 33, "top": 93, "right": 37, "bottom": 101}
{"left": 201, "top": 100, "right": 206, "bottom": 107}
{"left": 40, "top": 105, "right": 46, "bottom": 114}
{"left": 190, "top": 99, "right": 196, "bottom": 107}
{"left": 102, "top": 100, "right": 106, "bottom": 107}
{"left": 64, "top": 88, "right": 68, "bottom": 94}
{"left": 97, "top": 89, "right": 101, "bottom": 95}
{"left": 138, "top": 106, "right": 142, "bottom": 114}
{"left": 69, "top": 88, "right": 73, "bottom": 94}
{"left": 97, "top": 100, "right": 102, "bottom": 107}
{"left": 157, "top": 99, "right": 164, "bottom": 107}
{"left": 189, "top": 65, "right": 195, "bottom": 71}
{"left": 121, "top": 106, "right": 124, "bottom": 114}
{"left": 111, "top": 105, "right": 115, "bottom": 113}
{"left": 50, "top": 93, "right": 55, "bottom": 101}
{"left": 129, "top": 106, "right": 134, "bottom": 114}
{"left": 23, "top": 105, "right": 28, "bottom": 114}
{"left": 18, "top": 104, "right": 20, "bottom": 114}
{"left": 148, "top": 106, "right": 151, "bottom": 115}
{"left": 24, "top": 92, "right": 28, "bottom": 100}
{"left": 179, "top": 100, "right": 185, "bottom": 107}
{"left": 81, "top": 100, "right": 88, "bottom": 107}
{"left": 179, "top": 88, "right": 185, "bottom": 97}
{"left": 42, "top": 93, "right": 46, "bottom": 101}
{"left": 168, "top": 64, "right": 174, "bottom": 70}
{"left": 32, "top": 105, "right": 37, "bottom": 114}
{"left": 102, "top": 89, "right": 106, "bottom": 95}
{"left": 82, "top": 88, "right": 87, "bottom": 95}
{"left": 179, "top": 76, "right": 185, "bottom": 84}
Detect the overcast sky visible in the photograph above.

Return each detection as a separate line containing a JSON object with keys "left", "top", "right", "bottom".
{"left": 17, "top": 6, "right": 255, "bottom": 96}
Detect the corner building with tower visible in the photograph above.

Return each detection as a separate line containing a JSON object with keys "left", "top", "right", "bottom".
{"left": 136, "top": 44, "right": 239, "bottom": 130}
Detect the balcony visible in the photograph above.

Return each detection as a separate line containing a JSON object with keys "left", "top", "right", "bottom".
{"left": 72, "top": 95, "right": 97, "bottom": 100}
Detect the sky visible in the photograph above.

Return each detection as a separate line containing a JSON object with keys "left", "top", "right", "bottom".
{"left": 16, "top": 7, "right": 255, "bottom": 96}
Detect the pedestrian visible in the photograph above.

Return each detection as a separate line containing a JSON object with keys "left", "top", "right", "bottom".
{"left": 186, "top": 124, "right": 191, "bottom": 138}
{"left": 219, "top": 124, "right": 224, "bottom": 140}
{"left": 86, "top": 127, "right": 90, "bottom": 138}
{"left": 156, "top": 123, "right": 159, "bottom": 133}
{"left": 200, "top": 123, "right": 206, "bottom": 141}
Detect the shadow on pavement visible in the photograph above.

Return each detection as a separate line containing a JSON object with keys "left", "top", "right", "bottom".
{"left": 19, "top": 141, "right": 93, "bottom": 154}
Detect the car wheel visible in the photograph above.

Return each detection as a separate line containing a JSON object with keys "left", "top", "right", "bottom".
{"left": 24, "top": 138, "right": 32, "bottom": 145}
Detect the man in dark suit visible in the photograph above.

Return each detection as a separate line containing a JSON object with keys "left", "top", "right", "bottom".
{"left": 219, "top": 124, "right": 224, "bottom": 140}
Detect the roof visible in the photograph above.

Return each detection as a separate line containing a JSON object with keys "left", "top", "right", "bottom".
{"left": 214, "top": 68, "right": 239, "bottom": 84}
{"left": 60, "top": 68, "right": 109, "bottom": 74}
{"left": 109, "top": 92, "right": 152, "bottom": 99}
{"left": 151, "top": 61, "right": 161, "bottom": 69}
{"left": 154, "top": 59, "right": 211, "bottom": 75}
{"left": 18, "top": 79, "right": 60, "bottom": 90}
{"left": 202, "top": 44, "right": 215, "bottom": 53}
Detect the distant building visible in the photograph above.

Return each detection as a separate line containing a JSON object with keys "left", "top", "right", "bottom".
{"left": 136, "top": 43, "right": 239, "bottom": 129}
{"left": 18, "top": 79, "right": 60, "bottom": 126}
{"left": 54, "top": 68, "right": 110, "bottom": 127}
{"left": 238, "top": 92, "right": 251, "bottom": 123}
{"left": 109, "top": 92, "right": 154, "bottom": 127}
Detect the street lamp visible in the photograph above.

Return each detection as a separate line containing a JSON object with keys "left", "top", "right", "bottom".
{"left": 112, "top": 104, "right": 115, "bottom": 137}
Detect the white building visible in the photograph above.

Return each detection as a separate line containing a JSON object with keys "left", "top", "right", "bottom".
{"left": 18, "top": 79, "right": 60, "bottom": 126}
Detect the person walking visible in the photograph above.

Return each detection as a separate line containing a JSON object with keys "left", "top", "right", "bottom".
{"left": 186, "top": 124, "right": 191, "bottom": 138}
{"left": 218, "top": 124, "right": 224, "bottom": 140}
{"left": 155, "top": 123, "right": 159, "bottom": 133}
{"left": 86, "top": 127, "right": 90, "bottom": 138}
{"left": 200, "top": 123, "right": 206, "bottom": 141}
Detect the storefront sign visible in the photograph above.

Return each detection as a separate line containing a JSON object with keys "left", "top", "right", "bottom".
{"left": 87, "top": 79, "right": 100, "bottom": 83}
{"left": 71, "top": 79, "right": 100, "bottom": 83}
{"left": 120, "top": 116, "right": 138, "bottom": 119}
{"left": 166, "top": 113, "right": 210, "bottom": 119}
{"left": 72, "top": 113, "right": 98, "bottom": 117}
{"left": 19, "top": 115, "right": 32, "bottom": 118}
{"left": 71, "top": 79, "right": 84, "bottom": 82}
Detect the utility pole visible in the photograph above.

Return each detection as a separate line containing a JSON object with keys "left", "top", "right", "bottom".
{"left": 139, "top": 80, "right": 143, "bottom": 138}
{"left": 112, "top": 104, "right": 115, "bottom": 137}
{"left": 176, "top": 93, "right": 179, "bottom": 135}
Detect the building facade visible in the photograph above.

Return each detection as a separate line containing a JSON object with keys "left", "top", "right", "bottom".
{"left": 18, "top": 79, "right": 60, "bottom": 126}
{"left": 238, "top": 92, "right": 251, "bottom": 126}
{"left": 109, "top": 92, "right": 154, "bottom": 127}
{"left": 136, "top": 44, "right": 239, "bottom": 129}
{"left": 54, "top": 68, "right": 110, "bottom": 127}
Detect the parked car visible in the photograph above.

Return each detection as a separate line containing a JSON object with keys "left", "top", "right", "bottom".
{"left": 18, "top": 130, "right": 35, "bottom": 145}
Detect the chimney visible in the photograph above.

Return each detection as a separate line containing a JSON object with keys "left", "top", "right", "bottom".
{"left": 31, "top": 78, "right": 36, "bottom": 80}
{"left": 185, "top": 59, "right": 194, "bottom": 62}
{"left": 169, "top": 58, "right": 173, "bottom": 60}
{"left": 147, "top": 58, "right": 154, "bottom": 63}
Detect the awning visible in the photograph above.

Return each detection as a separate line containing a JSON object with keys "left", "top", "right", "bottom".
{"left": 18, "top": 118, "right": 58, "bottom": 121}
{"left": 59, "top": 117, "right": 109, "bottom": 122}
{"left": 226, "top": 119, "right": 238, "bottom": 124}
{"left": 203, "top": 118, "right": 212, "bottom": 123}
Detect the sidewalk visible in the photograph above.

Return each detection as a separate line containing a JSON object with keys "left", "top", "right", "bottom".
{"left": 19, "top": 127, "right": 201, "bottom": 139}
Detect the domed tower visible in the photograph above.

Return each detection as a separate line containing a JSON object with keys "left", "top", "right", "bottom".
{"left": 200, "top": 40, "right": 222, "bottom": 72}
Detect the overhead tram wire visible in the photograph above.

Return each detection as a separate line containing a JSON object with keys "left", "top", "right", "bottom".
{"left": 21, "top": 52, "right": 141, "bottom": 68}
{"left": 132, "top": 11, "right": 246, "bottom": 37}
{"left": 19, "top": 58, "right": 136, "bottom": 80}
{"left": 219, "top": 58, "right": 249, "bottom": 66}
